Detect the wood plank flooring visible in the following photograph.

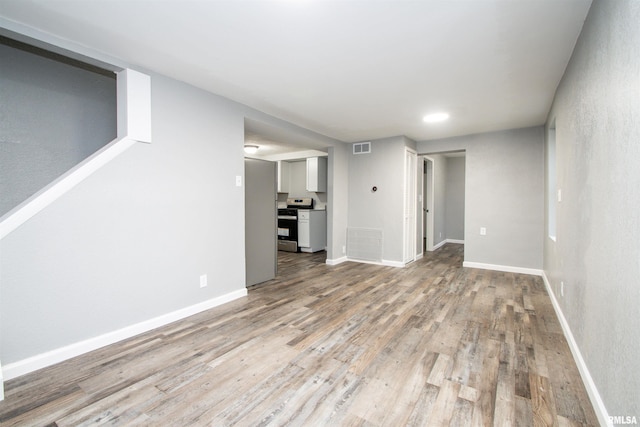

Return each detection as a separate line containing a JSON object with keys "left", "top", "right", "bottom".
{"left": 0, "top": 244, "right": 598, "bottom": 426}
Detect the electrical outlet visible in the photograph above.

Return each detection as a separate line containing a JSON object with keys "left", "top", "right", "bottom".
{"left": 200, "top": 274, "right": 208, "bottom": 288}
{"left": 480, "top": 227, "right": 487, "bottom": 236}
{"left": 342, "top": 245, "right": 346, "bottom": 254}
{"left": 560, "top": 281, "right": 564, "bottom": 297}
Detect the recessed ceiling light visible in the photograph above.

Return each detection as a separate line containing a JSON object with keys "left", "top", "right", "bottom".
{"left": 423, "top": 112, "right": 450, "bottom": 123}
{"left": 244, "top": 144, "right": 259, "bottom": 154}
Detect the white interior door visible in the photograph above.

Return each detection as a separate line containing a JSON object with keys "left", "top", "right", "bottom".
{"left": 403, "top": 148, "right": 417, "bottom": 264}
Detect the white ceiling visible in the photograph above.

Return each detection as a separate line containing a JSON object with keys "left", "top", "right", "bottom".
{"left": 0, "top": 0, "right": 592, "bottom": 145}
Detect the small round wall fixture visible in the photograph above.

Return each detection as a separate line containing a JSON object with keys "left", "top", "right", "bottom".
{"left": 244, "top": 144, "right": 259, "bottom": 154}
{"left": 372, "top": 186, "right": 377, "bottom": 192}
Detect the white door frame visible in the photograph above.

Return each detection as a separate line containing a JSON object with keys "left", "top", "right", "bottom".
{"left": 403, "top": 147, "right": 417, "bottom": 264}
{"left": 423, "top": 156, "right": 435, "bottom": 252}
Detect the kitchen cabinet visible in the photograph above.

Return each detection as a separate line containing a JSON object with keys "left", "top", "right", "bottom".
{"left": 277, "top": 160, "right": 290, "bottom": 193}
{"left": 306, "top": 157, "right": 327, "bottom": 192}
{"left": 298, "top": 210, "right": 326, "bottom": 253}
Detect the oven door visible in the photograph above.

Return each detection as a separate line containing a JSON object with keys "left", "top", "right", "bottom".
{"left": 277, "top": 217, "right": 298, "bottom": 252}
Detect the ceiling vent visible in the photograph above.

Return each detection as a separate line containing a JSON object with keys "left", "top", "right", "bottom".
{"left": 353, "top": 141, "right": 371, "bottom": 155}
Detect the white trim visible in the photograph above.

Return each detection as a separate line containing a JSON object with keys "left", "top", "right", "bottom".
{"left": 446, "top": 239, "right": 464, "bottom": 244}
{"left": 383, "top": 259, "right": 406, "bottom": 268}
{"left": 415, "top": 252, "right": 424, "bottom": 260}
{"left": 342, "top": 258, "right": 405, "bottom": 268}
{"left": 462, "top": 261, "right": 543, "bottom": 276}
{"left": 325, "top": 256, "right": 348, "bottom": 266}
{"left": 0, "top": 137, "right": 135, "bottom": 239}
{"left": 541, "top": 273, "right": 611, "bottom": 427}
{"left": 432, "top": 239, "right": 447, "bottom": 251}
{"left": 2, "top": 289, "right": 247, "bottom": 381}
{"left": 117, "top": 69, "right": 152, "bottom": 143}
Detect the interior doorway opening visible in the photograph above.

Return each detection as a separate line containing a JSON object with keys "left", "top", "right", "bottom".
{"left": 421, "top": 151, "right": 466, "bottom": 253}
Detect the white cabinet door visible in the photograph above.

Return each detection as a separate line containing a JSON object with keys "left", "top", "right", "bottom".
{"left": 298, "top": 210, "right": 310, "bottom": 248}
{"left": 306, "top": 157, "right": 327, "bottom": 192}
{"left": 277, "top": 160, "right": 290, "bottom": 193}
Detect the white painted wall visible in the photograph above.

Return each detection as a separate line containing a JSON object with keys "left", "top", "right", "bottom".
{"left": 544, "top": 0, "right": 640, "bottom": 419}
{"left": 418, "top": 127, "right": 544, "bottom": 271}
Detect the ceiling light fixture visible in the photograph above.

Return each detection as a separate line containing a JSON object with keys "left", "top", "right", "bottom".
{"left": 244, "top": 144, "right": 259, "bottom": 154}
{"left": 423, "top": 112, "right": 450, "bottom": 123}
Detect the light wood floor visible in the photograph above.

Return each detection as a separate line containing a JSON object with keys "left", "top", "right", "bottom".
{"left": 0, "top": 244, "right": 598, "bottom": 426}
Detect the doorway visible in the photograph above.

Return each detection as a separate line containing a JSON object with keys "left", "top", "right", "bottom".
{"left": 421, "top": 152, "right": 466, "bottom": 253}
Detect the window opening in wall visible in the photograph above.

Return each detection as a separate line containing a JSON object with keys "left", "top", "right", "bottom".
{"left": 548, "top": 119, "right": 557, "bottom": 241}
{"left": 0, "top": 35, "right": 117, "bottom": 217}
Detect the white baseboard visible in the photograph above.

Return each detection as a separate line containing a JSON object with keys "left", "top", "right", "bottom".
{"left": 541, "top": 273, "right": 611, "bottom": 427}
{"left": 2, "top": 288, "right": 247, "bottom": 382}
{"left": 325, "top": 256, "right": 348, "bottom": 265}
{"left": 327, "top": 257, "right": 416, "bottom": 268}
{"left": 446, "top": 239, "right": 464, "bottom": 244}
{"left": 432, "top": 240, "right": 447, "bottom": 251}
{"left": 462, "top": 261, "right": 543, "bottom": 276}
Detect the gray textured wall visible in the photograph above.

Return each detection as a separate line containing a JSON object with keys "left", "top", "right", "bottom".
{"left": 445, "top": 157, "right": 465, "bottom": 241}
{"left": 544, "top": 0, "right": 640, "bottom": 417}
{"left": 418, "top": 126, "right": 544, "bottom": 270}
{"left": 0, "top": 40, "right": 116, "bottom": 217}
{"left": 327, "top": 144, "right": 349, "bottom": 261}
{"left": 348, "top": 136, "right": 405, "bottom": 262}
{"left": 431, "top": 153, "right": 448, "bottom": 247}
{"left": 0, "top": 74, "right": 246, "bottom": 363}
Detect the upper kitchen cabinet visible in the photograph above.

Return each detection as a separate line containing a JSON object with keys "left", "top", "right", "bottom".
{"left": 306, "top": 157, "right": 327, "bottom": 192}
{"left": 277, "top": 160, "right": 290, "bottom": 193}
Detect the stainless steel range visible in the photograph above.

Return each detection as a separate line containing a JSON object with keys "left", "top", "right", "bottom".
{"left": 277, "top": 197, "right": 313, "bottom": 252}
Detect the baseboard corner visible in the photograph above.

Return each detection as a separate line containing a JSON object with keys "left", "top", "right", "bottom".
{"left": 540, "top": 272, "right": 611, "bottom": 427}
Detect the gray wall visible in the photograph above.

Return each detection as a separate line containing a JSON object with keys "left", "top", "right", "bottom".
{"left": 544, "top": 0, "right": 640, "bottom": 417}
{"left": 431, "top": 153, "right": 448, "bottom": 247}
{"left": 348, "top": 136, "right": 405, "bottom": 263}
{"left": 327, "top": 144, "right": 349, "bottom": 261}
{"left": 0, "top": 40, "right": 117, "bottom": 217}
{"left": 418, "top": 126, "right": 544, "bottom": 270}
{"left": 0, "top": 23, "right": 347, "bottom": 370}
{"left": 0, "top": 73, "right": 246, "bottom": 363}
{"left": 445, "top": 157, "right": 465, "bottom": 241}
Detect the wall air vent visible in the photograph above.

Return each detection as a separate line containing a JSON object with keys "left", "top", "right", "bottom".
{"left": 347, "top": 228, "right": 383, "bottom": 262}
{"left": 353, "top": 141, "right": 371, "bottom": 155}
